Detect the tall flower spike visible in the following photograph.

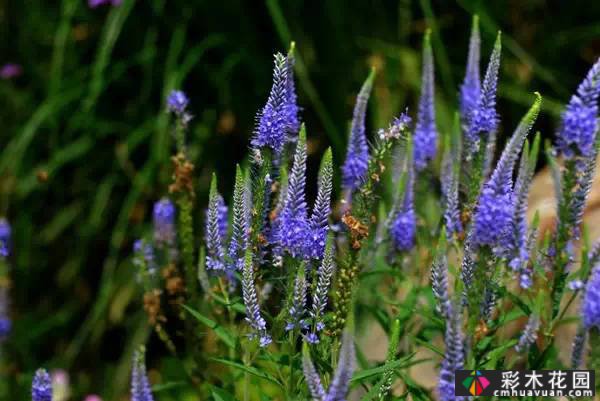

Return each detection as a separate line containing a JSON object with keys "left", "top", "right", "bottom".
{"left": 205, "top": 174, "right": 226, "bottom": 272}
{"left": 241, "top": 249, "right": 271, "bottom": 347}
{"left": 228, "top": 165, "right": 250, "bottom": 271}
{"left": 342, "top": 68, "right": 375, "bottom": 192}
{"left": 473, "top": 93, "right": 541, "bottom": 250}
{"left": 325, "top": 330, "right": 356, "bottom": 401}
{"left": 284, "top": 43, "right": 301, "bottom": 139}
{"left": 0, "top": 219, "right": 10, "bottom": 257}
{"left": 390, "top": 137, "right": 416, "bottom": 251}
{"left": 286, "top": 264, "right": 308, "bottom": 331}
{"left": 131, "top": 348, "right": 154, "bottom": 401}
{"left": 414, "top": 30, "right": 438, "bottom": 170}
{"left": 309, "top": 234, "right": 336, "bottom": 343}
{"left": 572, "top": 145, "right": 599, "bottom": 234}
{"left": 508, "top": 138, "right": 538, "bottom": 272}
{"left": 556, "top": 58, "right": 600, "bottom": 158}
{"left": 441, "top": 116, "right": 463, "bottom": 237}
{"left": 308, "top": 148, "right": 333, "bottom": 259}
{"left": 32, "top": 369, "right": 52, "bottom": 401}
{"left": 438, "top": 302, "right": 464, "bottom": 401}
{"left": 251, "top": 53, "right": 289, "bottom": 154}
{"left": 583, "top": 265, "right": 600, "bottom": 330}
{"left": 278, "top": 125, "right": 309, "bottom": 258}
{"left": 466, "top": 32, "right": 501, "bottom": 154}
{"left": 302, "top": 343, "right": 326, "bottom": 401}
{"left": 133, "top": 239, "right": 157, "bottom": 277}
{"left": 571, "top": 327, "right": 587, "bottom": 368}
{"left": 153, "top": 198, "right": 176, "bottom": 248}
{"left": 460, "top": 15, "right": 481, "bottom": 124}
{"left": 431, "top": 230, "right": 450, "bottom": 317}
{"left": 515, "top": 314, "right": 540, "bottom": 353}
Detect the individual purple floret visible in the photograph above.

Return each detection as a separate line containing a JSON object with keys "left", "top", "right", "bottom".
{"left": 251, "top": 53, "right": 289, "bottom": 154}
{"left": 0, "top": 219, "right": 11, "bottom": 258}
{"left": 153, "top": 198, "right": 176, "bottom": 248}
{"left": 390, "top": 140, "right": 416, "bottom": 252}
{"left": 473, "top": 93, "right": 541, "bottom": 251}
{"left": 342, "top": 69, "right": 375, "bottom": 193}
{"left": 556, "top": 58, "right": 600, "bottom": 159}
{"left": 307, "top": 149, "right": 333, "bottom": 259}
{"left": 583, "top": 265, "right": 600, "bottom": 330}
{"left": 205, "top": 174, "right": 227, "bottom": 272}
{"left": 413, "top": 31, "right": 438, "bottom": 170}
{"left": 286, "top": 265, "right": 308, "bottom": 331}
{"left": 438, "top": 302, "right": 464, "bottom": 401}
{"left": 32, "top": 369, "right": 52, "bottom": 401}
{"left": 166, "top": 90, "right": 189, "bottom": 116}
{"left": 515, "top": 314, "right": 540, "bottom": 353}
{"left": 131, "top": 348, "right": 154, "bottom": 401}
{"left": 277, "top": 126, "right": 309, "bottom": 258}
{"left": 241, "top": 249, "right": 271, "bottom": 347}
{"left": 466, "top": 32, "right": 501, "bottom": 154}
{"left": 460, "top": 16, "right": 481, "bottom": 125}
{"left": 568, "top": 280, "right": 585, "bottom": 291}
{"left": 228, "top": 165, "right": 250, "bottom": 271}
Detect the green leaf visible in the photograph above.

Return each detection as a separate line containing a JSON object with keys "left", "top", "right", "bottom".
{"left": 181, "top": 304, "right": 236, "bottom": 349}
{"left": 210, "top": 357, "right": 283, "bottom": 387}
{"left": 211, "top": 387, "right": 238, "bottom": 401}
{"left": 351, "top": 353, "right": 417, "bottom": 383}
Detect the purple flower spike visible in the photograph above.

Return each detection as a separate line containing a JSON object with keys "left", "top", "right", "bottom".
{"left": 228, "top": 165, "right": 250, "bottom": 271}
{"left": 438, "top": 302, "right": 464, "bottom": 401}
{"left": 460, "top": 16, "right": 481, "bottom": 124}
{"left": 473, "top": 93, "right": 541, "bottom": 251}
{"left": 466, "top": 32, "right": 501, "bottom": 154}
{"left": 515, "top": 314, "right": 540, "bottom": 353}
{"left": 205, "top": 174, "right": 227, "bottom": 272}
{"left": 251, "top": 53, "right": 290, "bottom": 154}
{"left": 286, "top": 264, "right": 308, "bottom": 331}
{"left": 241, "top": 249, "right": 271, "bottom": 347}
{"left": 325, "top": 330, "right": 356, "bottom": 401}
{"left": 284, "top": 44, "right": 301, "bottom": 139}
{"left": 556, "top": 58, "right": 600, "bottom": 159}
{"left": 307, "top": 148, "right": 333, "bottom": 259}
{"left": 342, "top": 69, "right": 375, "bottom": 192}
{"left": 390, "top": 138, "right": 416, "bottom": 252}
{"left": 302, "top": 344, "right": 326, "bottom": 400}
{"left": 309, "top": 235, "right": 336, "bottom": 342}
{"left": 414, "top": 31, "right": 438, "bottom": 170}
{"left": 277, "top": 126, "right": 309, "bottom": 258}
{"left": 131, "top": 348, "right": 154, "bottom": 401}
{"left": 32, "top": 369, "right": 52, "bottom": 401}
{"left": 153, "top": 198, "right": 176, "bottom": 248}
{"left": 583, "top": 265, "right": 600, "bottom": 330}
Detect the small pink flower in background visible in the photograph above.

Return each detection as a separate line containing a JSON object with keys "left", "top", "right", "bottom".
{"left": 88, "top": 0, "right": 122, "bottom": 8}
{"left": 51, "top": 369, "right": 71, "bottom": 401}
{"left": 0, "top": 63, "right": 22, "bottom": 79}
{"left": 84, "top": 395, "right": 102, "bottom": 401}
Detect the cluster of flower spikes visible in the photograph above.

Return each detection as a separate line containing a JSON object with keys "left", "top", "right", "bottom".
{"left": 555, "top": 58, "right": 600, "bottom": 159}
{"left": 302, "top": 329, "right": 356, "bottom": 401}
{"left": 273, "top": 127, "right": 333, "bottom": 260}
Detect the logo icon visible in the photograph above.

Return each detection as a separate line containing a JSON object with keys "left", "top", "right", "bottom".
{"left": 462, "top": 371, "right": 491, "bottom": 396}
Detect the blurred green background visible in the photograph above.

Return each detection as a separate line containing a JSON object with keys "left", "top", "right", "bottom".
{"left": 1, "top": 0, "right": 599, "bottom": 399}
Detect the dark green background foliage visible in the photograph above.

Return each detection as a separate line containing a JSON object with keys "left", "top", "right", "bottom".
{"left": 0, "top": 0, "right": 599, "bottom": 398}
